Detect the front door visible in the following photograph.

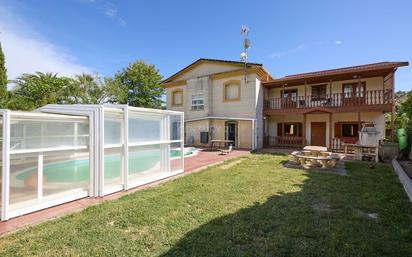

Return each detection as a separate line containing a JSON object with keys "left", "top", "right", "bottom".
{"left": 311, "top": 122, "right": 326, "bottom": 146}
{"left": 226, "top": 122, "right": 237, "bottom": 147}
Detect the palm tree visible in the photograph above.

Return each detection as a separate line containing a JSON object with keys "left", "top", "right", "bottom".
{"left": 12, "top": 72, "right": 70, "bottom": 110}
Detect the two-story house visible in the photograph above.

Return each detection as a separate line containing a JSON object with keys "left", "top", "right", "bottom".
{"left": 162, "top": 58, "right": 273, "bottom": 150}
{"left": 163, "top": 59, "right": 408, "bottom": 151}
{"left": 263, "top": 61, "right": 408, "bottom": 151}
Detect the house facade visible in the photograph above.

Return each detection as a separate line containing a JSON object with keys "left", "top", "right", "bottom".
{"left": 163, "top": 59, "right": 408, "bottom": 151}
{"left": 162, "top": 58, "right": 273, "bottom": 149}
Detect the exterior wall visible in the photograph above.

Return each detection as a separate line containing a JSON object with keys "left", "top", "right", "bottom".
{"left": 166, "top": 85, "right": 186, "bottom": 112}
{"left": 165, "top": 63, "right": 262, "bottom": 150}
{"left": 332, "top": 112, "right": 385, "bottom": 140}
{"left": 268, "top": 114, "right": 304, "bottom": 138}
{"left": 175, "top": 63, "right": 241, "bottom": 81}
{"left": 267, "top": 111, "right": 386, "bottom": 147}
{"left": 166, "top": 67, "right": 259, "bottom": 120}
{"left": 186, "top": 118, "right": 253, "bottom": 149}
{"left": 211, "top": 74, "right": 258, "bottom": 118}
{"left": 238, "top": 120, "right": 252, "bottom": 149}
{"left": 255, "top": 78, "right": 264, "bottom": 148}
{"left": 305, "top": 114, "right": 331, "bottom": 146}
{"left": 185, "top": 119, "right": 209, "bottom": 147}
{"left": 267, "top": 76, "right": 387, "bottom": 98}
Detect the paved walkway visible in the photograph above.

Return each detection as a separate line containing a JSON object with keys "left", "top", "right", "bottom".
{"left": 184, "top": 149, "right": 250, "bottom": 172}
{"left": 0, "top": 149, "right": 249, "bottom": 236}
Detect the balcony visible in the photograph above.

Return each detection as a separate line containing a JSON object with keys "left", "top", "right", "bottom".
{"left": 264, "top": 89, "right": 393, "bottom": 113}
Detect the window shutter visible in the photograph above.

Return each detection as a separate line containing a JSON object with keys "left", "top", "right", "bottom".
{"left": 354, "top": 124, "right": 359, "bottom": 137}
{"left": 335, "top": 123, "right": 341, "bottom": 138}
{"left": 277, "top": 123, "right": 283, "bottom": 137}
{"left": 298, "top": 123, "right": 303, "bottom": 137}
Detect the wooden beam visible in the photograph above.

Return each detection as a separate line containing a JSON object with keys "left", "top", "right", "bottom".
{"left": 263, "top": 104, "right": 393, "bottom": 116}
{"left": 302, "top": 113, "right": 306, "bottom": 147}
{"left": 329, "top": 113, "right": 332, "bottom": 150}
{"left": 304, "top": 81, "right": 307, "bottom": 98}
{"left": 391, "top": 71, "right": 396, "bottom": 142}
{"left": 329, "top": 80, "right": 332, "bottom": 95}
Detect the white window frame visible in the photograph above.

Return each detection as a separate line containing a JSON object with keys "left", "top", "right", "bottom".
{"left": 191, "top": 94, "right": 204, "bottom": 111}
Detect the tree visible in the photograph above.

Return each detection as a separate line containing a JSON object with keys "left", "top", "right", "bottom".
{"left": 0, "top": 42, "right": 8, "bottom": 108}
{"left": 114, "top": 60, "right": 164, "bottom": 108}
{"left": 11, "top": 72, "right": 71, "bottom": 110}
{"left": 66, "top": 73, "right": 105, "bottom": 104}
{"left": 67, "top": 73, "right": 125, "bottom": 104}
{"left": 398, "top": 90, "right": 412, "bottom": 157}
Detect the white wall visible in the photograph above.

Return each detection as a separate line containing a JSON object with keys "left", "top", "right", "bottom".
{"left": 211, "top": 74, "right": 258, "bottom": 119}
{"left": 166, "top": 65, "right": 261, "bottom": 121}
{"left": 176, "top": 63, "right": 241, "bottom": 81}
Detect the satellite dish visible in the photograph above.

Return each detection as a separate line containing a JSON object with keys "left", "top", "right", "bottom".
{"left": 241, "top": 25, "right": 249, "bottom": 36}
{"left": 240, "top": 52, "right": 248, "bottom": 62}
{"left": 244, "top": 38, "right": 251, "bottom": 50}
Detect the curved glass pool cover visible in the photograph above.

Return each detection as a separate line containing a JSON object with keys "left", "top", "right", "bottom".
{"left": 0, "top": 105, "right": 184, "bottom": 220}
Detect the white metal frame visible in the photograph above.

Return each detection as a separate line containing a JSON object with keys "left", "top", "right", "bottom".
{"left": 1, "top": 110, "right": 90, "bottom": 220}
{"left": 0, "top": 105, "right": 184, "bottom": 221}
{"left": 1, "top": 110, "right": 10, "bottom": 220}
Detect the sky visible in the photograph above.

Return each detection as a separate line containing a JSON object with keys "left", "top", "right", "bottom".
{"left": 0, "top": 0, "right": 411, "bottom": 91}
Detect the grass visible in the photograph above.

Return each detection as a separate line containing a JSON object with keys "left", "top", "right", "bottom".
{"left": 0, "top": 154, "right": 412, "bottom": 256}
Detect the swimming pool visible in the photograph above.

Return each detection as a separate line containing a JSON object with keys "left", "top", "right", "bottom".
{"left": 14, "top": 148, "right": 196, "bottom": 184}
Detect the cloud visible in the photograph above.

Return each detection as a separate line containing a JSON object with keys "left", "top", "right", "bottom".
{"left": 270, "top": 44, "right": 306, "bottom": 59}
{"left": 0, "top": 5, "right": 91, "bottom": 85}
{"left": 83, "top": 0, "right": 127, "bottom": 27}
{"left": 335, "top": 40, "right": 342, "bottom": 45}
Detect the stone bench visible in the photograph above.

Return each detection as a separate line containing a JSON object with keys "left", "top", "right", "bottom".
{"left": 292, "top": 151, "right": 340, "bottom": 169}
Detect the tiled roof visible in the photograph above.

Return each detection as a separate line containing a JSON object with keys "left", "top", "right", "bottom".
{"left": 264, "top": 61, "right": 408, "bottom": 86}
{"left": 162, "top": 58, "right": 264, "bottom": 83}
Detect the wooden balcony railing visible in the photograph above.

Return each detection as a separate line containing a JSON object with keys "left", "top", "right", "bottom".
{"left": 264, "top": 136, "right": 304, "bottom": 149}
{"left": 265, "top": 89, "right": 392, "bottom": 110}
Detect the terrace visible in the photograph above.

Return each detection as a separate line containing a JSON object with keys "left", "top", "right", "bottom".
{"left": 265, "top": 88, "right": 393, "bottom": 112}
{"left": 263, "top": 61, "right": 407, "bottom": 115}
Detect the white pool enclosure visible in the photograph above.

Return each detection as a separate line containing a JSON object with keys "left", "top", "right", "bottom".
{"left": 0, "top": 105, "right": 184, "bottom": 220}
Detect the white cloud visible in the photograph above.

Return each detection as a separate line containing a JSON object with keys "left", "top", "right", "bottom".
{"left": 270, "top": 44, "right": 306, "bottom": 59}
{"left": 335, "top": 40, "right": 342, "bottom": 45}
{"left": 83, "top": 0, "right": 127, "bottom": 27}
{"left": 0, "top": 5, "right": 91, "bottom": 83}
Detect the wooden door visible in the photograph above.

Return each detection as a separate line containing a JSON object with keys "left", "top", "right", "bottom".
{"left": 311, "top": 122, "right": 326, "bottom": 146}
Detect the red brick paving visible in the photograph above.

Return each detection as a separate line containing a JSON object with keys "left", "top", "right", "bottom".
{"left": 184, "top": 149, "right": 250, "bottom": 172}
{"left": 0, "top": 149, "right": 249, "bottom": 236}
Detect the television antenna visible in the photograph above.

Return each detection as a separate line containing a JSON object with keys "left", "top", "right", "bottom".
{"left": 240, "top": 25, "right": 251, "bottom": 83}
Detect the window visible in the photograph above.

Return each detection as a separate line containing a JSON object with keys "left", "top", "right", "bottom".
{"left": 285, "top": 124, "right": 297, "bottom": 136}
{"left": 191, "top": 94, "right": 204, "bottom": 111}
{"left": 172, "top": 90, "right": 183, "bottom": 106}
{"left": 343, "top": 82, "right": 366, "bottom": 98}
{"left": 277, "top": 122, "right": 302, "bottom": 137}
{"left": 311, "top": 84, "right": 327, "bottom": 100}
{"left": 224, "top": 80, "right": 241, "bottom": 101}
{"left": 342, "top": 123, "right": 359, "bottom": 137}
{"left": 282, "top": 89, "right": 298, "bottom": 101}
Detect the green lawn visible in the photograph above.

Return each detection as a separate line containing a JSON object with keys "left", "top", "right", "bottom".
{"left": 1, "top": 154, "right": 412, "bottom": 257}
